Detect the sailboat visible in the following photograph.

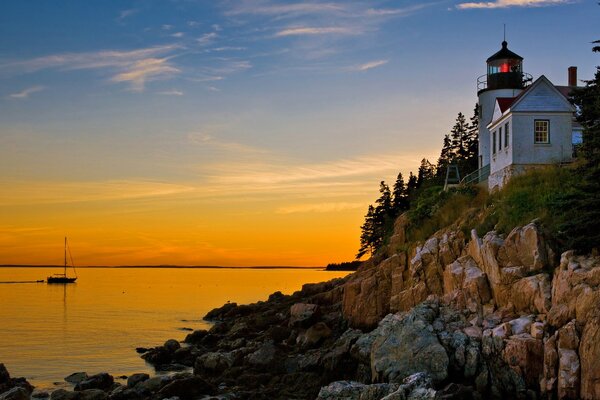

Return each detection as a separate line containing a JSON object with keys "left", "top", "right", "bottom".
{"left": 47, "top": 237, "right": 77, "bottom": 284}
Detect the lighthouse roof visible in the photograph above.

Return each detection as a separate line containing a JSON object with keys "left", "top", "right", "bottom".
{"left": 487, "top": 41, "right": 523, "bottom": 62}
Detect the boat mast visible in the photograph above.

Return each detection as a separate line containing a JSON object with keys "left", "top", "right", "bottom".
{"left": 64, "top": 236, "right": 67, "bottom": 276}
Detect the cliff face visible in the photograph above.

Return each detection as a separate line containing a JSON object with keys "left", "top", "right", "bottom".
{"left": 339, "top": 217, "right": 600, "bottom": 399}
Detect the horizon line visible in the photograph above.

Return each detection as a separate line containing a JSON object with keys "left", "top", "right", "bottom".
{"left": 0, "top": 264, "right": 326, "bottom": 270}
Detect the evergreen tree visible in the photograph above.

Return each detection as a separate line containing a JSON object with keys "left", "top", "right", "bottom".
{"left": 464, "top": 104, "right": 480, "bottom": 173}
{"left": 356, "top": 205, "right": 376, "bottom": 259}
{"left": 416, "top": 159, "right": 435, "bottom": 188}
{"left": 556, "top": 39, "right": 600, "bottom": 254}
{"left": 406, "top": 172, "right": 418, "bottom": 196}
{"left": 451, "top": 112, "right": 469, "bottom": 161}
{"left": 392, "top": 172, "right": 410, "bottom": 214}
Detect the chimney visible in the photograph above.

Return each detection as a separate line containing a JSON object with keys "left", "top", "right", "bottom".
{"left": 568, "top": 66, "right": 578, "bottom": 87}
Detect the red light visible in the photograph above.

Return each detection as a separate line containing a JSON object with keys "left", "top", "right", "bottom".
{"left": 500, "top": 63, "right": 510, "bottom": 73}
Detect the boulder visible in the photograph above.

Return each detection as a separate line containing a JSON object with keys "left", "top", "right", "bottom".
{"left": 163, "top": 339, "right": 180, "bottom": 353}
{"left": 497, "top": 223, "right": 551, "bottom": 272}
{"left": 297, "top": 322, "right": 332, "bottom": 348}
{"left": 316, "top": 381, "right": 399, "bottom": 400}
{"left": 246, "top": 341, "right": 278, "bottom": 367}
{"left": 65, "top": 372, "right": 88, "bottom": 385}
{"left": 195, "top": 351, "right": 235, "bottom": 373}
{"left": 557, "top": 349, "right": 580, "bottom": 399}
{"left": 511, "top": 274, "right": 551, "bottom": 314}
{"left": 156, "top": 376, "right": 214, "bottom": 400}
{"left": 78, "top": 389, "right": 107, "bottom": 400}
{"left": 370, "top": 308, "right": 448, "bottom": 384}
{"left": 502, "top": 334, "right": 544, "bottom": 388}
{"left": 0, "top": 387, "right": 29, "bottom": 400}
{"left": 49, "top": 390, "right": 79, "bottom": 400}
{"left": 580, "top": 316, "right": 600, "bottom": 399}
{"left": 289, "top": 303, "right": 319, "bottom": 327}
{"left": 126, "top": 373, "right": 148, "bottom": 388}
{"left": 74, "top": 373, "right": 113, "bottom": 391}
{"left": 541, "top": 334, "right": 558, "bottom": 397}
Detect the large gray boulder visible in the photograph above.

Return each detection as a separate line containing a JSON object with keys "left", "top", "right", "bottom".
{"left": 0, "top": 387, "right": 29, "bottom": 400}
{"left": 370, "top": 307, "right": 449, "bottom": 384}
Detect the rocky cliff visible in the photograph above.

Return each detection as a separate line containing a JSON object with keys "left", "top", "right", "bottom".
{"left": 336, "top": 218, "right": 600, "bottom": 399}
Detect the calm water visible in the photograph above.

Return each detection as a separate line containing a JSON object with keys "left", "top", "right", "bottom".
{"left": 0, "top": 267, "right": 348, "bottom": 390}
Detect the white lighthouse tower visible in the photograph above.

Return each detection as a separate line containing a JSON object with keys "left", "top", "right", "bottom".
{"left": 477, "top": 41, "right": 532, "bottom": 170}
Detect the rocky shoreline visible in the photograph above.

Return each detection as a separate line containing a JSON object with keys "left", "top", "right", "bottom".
{"left": 2, "top": 221, "right": 600, "bottom": 400}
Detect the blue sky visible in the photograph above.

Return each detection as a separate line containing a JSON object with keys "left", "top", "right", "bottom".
{"left": 0, "top": 0, "right": 598, "bottom": 265}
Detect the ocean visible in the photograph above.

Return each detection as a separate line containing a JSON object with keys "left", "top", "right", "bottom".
{"left": 0, "top": 266, "right": 348, "bottom": 391}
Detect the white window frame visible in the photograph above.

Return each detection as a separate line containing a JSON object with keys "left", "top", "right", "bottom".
{"left": 534, "top": 120, "right": 550, "bottom": 144}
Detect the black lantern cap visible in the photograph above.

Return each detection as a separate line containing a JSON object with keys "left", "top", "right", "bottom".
{"left": 486, "top": 41, "right": 523, "bottom": 63}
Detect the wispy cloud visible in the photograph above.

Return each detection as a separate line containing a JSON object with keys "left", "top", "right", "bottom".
{"left": 197, "top": 32, "right": 218, "bottom": 45}
{"left": 457, "top": 0, "right": 572, "bottom": 9}
{"left": 157, "top": 89, "right": 183, "bottom": 96}
{"left": 116, "top": 9, "right": 138, "bottom": 22}
{"left": 187, "top": 133, "right": 268, "bottom": 154}
{"left": 275, "top": 26, "right": 356, "bottom": 37}
{"left": 349, "top": 59, "right": 388, "bottom": 72}
{"left": 366, "top": 4, "right": 435, "bottom": 16}
{"left": 276, "top": 202, "right": 364, "bottom": 214}
{"left": 225, "top": 2, "right": 344, "bottom": 16}
{"left": 111, "top": 57, "right": 180, "bottom": 92}
{"left": 1, "top": 45, "right": 181, "bottom": 91}
{"left": 0, "top": 180, "right": 195, "bottom": 206}
{"left": 8, "top": 85, "right": 45, "bottom": 99}
{"left": 171, "top": 32, "right": 185, "bottom": 38}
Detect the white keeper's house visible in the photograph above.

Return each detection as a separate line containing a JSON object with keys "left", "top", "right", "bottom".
{"left": 469, "top": 40, "right": 582, "bottom": 191}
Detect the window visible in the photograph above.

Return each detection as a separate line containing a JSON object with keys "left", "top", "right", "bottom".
{"left": 535, "top": 120, "right": 550, "bottom": 143}
{"left": 499, "top": 127, "right": 502, "bottom": 149}
{"left": 492, "top": 131, "right": 497, "bottom": 155}
{"left": 505, "top": 122, "right": 510, "bottom": 148}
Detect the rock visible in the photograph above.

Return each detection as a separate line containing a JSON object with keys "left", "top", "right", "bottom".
{"left": 163, "top": 339, "right": 180, "bottom": 353}
{"left": 502, "top": 335, "right": 544, "bottom": 388}
{"left": 65, "top": 372, "right": 88, "bottom": 385}
{"left": 558, "top": 320, "right": 580, "bottom": 351}
{"left": 557, "top": 349, "right": 580, "bottom": 399}
{"left": 531, "top": 322, "right": 545, "bottom": 339}
{"left": 511, "top": 274, "right": 552, "bottom": 314}
{"left": 133, "top": 375, "right": 169, "bottom": 394}
{"left": 74, "top": 373, "right": 113, "bottom": 392}
{"left": 126, "top": 373, "right": 148, "bottom": 389}
{"left": 580, "top": 316, "right": 600, "bottom": 399}
{"left": 195, "top": 352, "right": 235, "bottom": 373}
{"left": 541, "top": 334, "right": 558, "bottom": 396}
{"left": 246, "top": 341, "right": 278, "bottom": 368}
{"left": 297, "top": 322, "right": 332, "bottom": 348}
{"left": 32, "top": 392, "right": 49, "bottom": 399}
{"left": 497, "top": 222, "right": 550, "bottom": 272}
{"left": 508, "top": 316, "right": 533, "bottom": 335}
{"left": 156, "top": 376, "right": 214, "bottom": 400}
{"left": 289, "top": 303, "right": 319, "bottom": 327}
{"left": 78, "top": 389, "right": 107, "bottom": 400}
{"left": 0, "top": 387, "right": 29, "bottom": 400}
{"left": 0, "top": 364, "right": 33, "bottom": 395}
{"left": 183, "top": 329, "right": 208, "bottom": 344}
{"left": 49, "top": 390, "right": 79, "bottom": 400}
{"left": 108, "top": 387, "right": 140, "bottom": 400}
{"left": 316, "top": 381, "right": 399, "bottom": 400}
{"left": 370, "top": 308, "right": 448, "bottom": 384}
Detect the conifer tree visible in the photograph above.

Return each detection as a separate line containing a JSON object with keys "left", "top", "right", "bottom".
{"left": 356, "top": 205, "right": 376, "bottom": 259}
{"left": 406, "top": 172, "right": 418, "bottom": 196}
{"left": 557, "top": 40, "right": 600, "bottom": 253}
{"left": 416, "top": 159, "right": 435, "bottom": 188}
{"left": 392, "top": 172, "right": 409, "bottom": 214}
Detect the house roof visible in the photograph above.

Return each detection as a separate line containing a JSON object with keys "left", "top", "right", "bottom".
{"left": 486, "top": 41, "right": 524, "bottom": 63}
{"left": 487, "top": 75, "right": 576, "bottom": 129}
{"left": 496, "top": 97, "right": 516, "bottom": 113}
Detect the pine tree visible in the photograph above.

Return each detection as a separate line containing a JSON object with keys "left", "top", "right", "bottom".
{"left": 392, "top": 172, "right": 410, "bottom": 214}
{"left": 451, "top": 112, "right": 469, "bottom": 161}
{"left": 406, "top": 172, "right": 418, "bottom": 196}
{"left": 464, "top": 104, "right": 480, "bottom": 173}
{"left": 556, "top": 39, "right": 600, "bottom": 254}
{"left": 416, "top": 159, "right": 435, "bottom": 188}
{"left": 356, "top": 205, "right": 376, "bottom": 259}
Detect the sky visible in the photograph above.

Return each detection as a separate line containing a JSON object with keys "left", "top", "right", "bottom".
{"left": 0, "top": 0, "right": 597, "bottom": 266}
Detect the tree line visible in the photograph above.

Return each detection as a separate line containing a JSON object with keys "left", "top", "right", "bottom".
{"left": 356, "top": 107, "right": 479, "bottom": 259}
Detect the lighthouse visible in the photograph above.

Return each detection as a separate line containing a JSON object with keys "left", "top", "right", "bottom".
{"left": 477, "top": 41, "right": 531, "bottom": 169}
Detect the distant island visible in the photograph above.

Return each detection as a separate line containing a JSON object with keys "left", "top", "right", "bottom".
{"left": 325, "top": 260, "right": 362, "bottom": 271}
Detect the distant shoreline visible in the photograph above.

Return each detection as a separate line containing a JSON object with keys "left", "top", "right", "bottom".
{"left": 0, "top": 265, "right": 325, "bottom": 270}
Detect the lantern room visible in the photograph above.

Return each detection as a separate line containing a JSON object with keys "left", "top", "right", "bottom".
{"left": 485, "top": 40, "right": 524, "bottom": 91}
